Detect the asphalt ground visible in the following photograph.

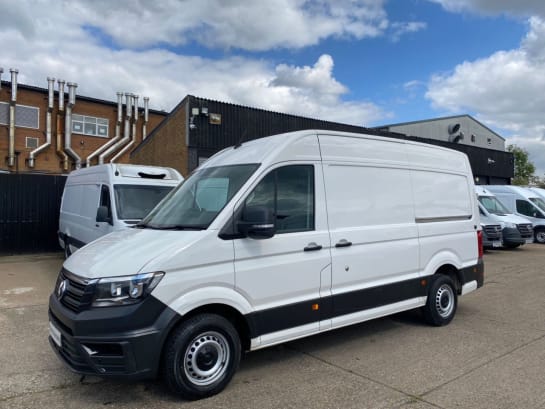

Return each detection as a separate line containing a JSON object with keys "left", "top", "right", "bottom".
{"left": 1, "top": 245, "right": 544, "bottom": 409}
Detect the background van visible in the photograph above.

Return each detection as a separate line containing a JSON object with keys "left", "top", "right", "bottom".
{"left": 59, "top": 164, "right": 183, "bottom": 256}
{"left": 475, "top": 186, "right": 533, "bottom": 248}
{"left": 484, "top": 185, "right": 545, "bottom": 244}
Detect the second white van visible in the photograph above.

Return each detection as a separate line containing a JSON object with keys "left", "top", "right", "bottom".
{"left": 59, "top": 164, "right": 183, "bottom": 257}
{"left": 49, "top": 130, "right": 483, "bottom": 400}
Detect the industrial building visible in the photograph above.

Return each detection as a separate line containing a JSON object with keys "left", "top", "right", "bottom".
{"left": 131, "top": 96, "right": 514, "bottom": 184}
{"left": 0, "top": 68, "right": 167, "bottom": 174}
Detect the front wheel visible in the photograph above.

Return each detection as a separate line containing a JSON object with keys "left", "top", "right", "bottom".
{"left": 534, "top": 228, "right": 545, "bottom": 244}
{"left": 163, "top": 313, "right": 241, "bottom": 400}
{"left": 422, "top": 275, "right": 457, "bottom": 326}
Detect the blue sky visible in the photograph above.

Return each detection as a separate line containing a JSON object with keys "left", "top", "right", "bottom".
{"left": 1, "top": 0, "right": 545, "bottom": 173}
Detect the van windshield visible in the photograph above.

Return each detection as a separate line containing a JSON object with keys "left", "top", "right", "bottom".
{"left": 114, "top": 185, "right": 175, "bottom": 221}
{"left": 478, "top": 196, "right": 510, "bottom": 215}
{"left": 529, "top": 197, "right": 545, "bottom": 213}
{"left": 139, "top": 164, "right": 259, "bottom": 230}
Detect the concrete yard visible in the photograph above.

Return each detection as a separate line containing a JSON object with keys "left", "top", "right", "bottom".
{"left": 1, "top": 246, "right": 544, "bottom": 409}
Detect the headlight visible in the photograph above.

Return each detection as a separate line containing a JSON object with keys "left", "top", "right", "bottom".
{"left": 503, "top": 222, "right": 517, "bottom": 229}
{"left": 91, "top": 272, "right": 164, "bottom": 307}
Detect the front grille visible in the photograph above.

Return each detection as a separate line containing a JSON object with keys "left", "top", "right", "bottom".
{"left": 483, "top": 225, "right": 502, "bottom": 240}
{"left": 517, "top": 223, "right": 533, "bottom": 239}
{"left": 55, "top": 269, "right": 96, "bottom": 313}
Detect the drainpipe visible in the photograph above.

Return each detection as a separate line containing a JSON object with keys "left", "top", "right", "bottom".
{"left": 142, "top": 97, "right": 149, "bottom": 140}
{"left": 100, "top": 93, "right": 132, "bottom": 163}
{"left": 87, "top": 92, "right": 124, "bottom": 166}
{"left": 56, "top": 80, "right": 68, "bottom": 171}
{"left": 111, "top": 94, "right": 137, "bottom": 163}
{"left": 28, "top": 77, "right": 55, "bottom": 167}
{"left": 64, "top": 82, "right": 81, "bottom": 169}
{"left": 7, "top": 68, "right": 18, "bottom": 167}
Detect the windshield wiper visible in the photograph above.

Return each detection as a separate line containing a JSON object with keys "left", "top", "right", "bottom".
{"left": 146, "top": 224, "right": 207, "bottom": 231}
{"left": 133, "top": 222, "right": 149, "bottom": 229}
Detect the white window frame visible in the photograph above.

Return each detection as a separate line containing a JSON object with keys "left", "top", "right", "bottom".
{"left": 72, "top": 114, "right": 109, "bottom": 138}
{"left": 0, "top": 102, "right": 40, "bottom": 129}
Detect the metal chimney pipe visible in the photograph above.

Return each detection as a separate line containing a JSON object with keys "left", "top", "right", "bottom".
{"left": 111, "top": 94, "right": 137, "bottom": 163}
{"left": 0, "top": 68, "right": 3, "bottom": 90}
{"left": 142, "top": 97, "right": 149, "bottom": 140}
{"left": 56, "top": 80, "right": 68, "bottom": 170}
{"left": 64, "top": 82, "right": 81, "bottom": 169}
{"left": 89, "top": 92, "right": 123, "bottom": 166}
{"left": 28, "top": 77, "right": 55, "bottom": 167}
{"left": 7, "top": 68, "right": 18, "bottom": 167}
{"left": 106, "top": 93, "right": 132, "bottom": 163}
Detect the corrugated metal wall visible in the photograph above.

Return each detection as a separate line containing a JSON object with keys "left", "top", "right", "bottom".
{"left": 0, "top": 174, "right": 66, "bottom": 254}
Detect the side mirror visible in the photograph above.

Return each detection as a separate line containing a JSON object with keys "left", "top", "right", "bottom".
{"left": 96, "top": 206, "right": 112, "bottom": 225}
{"left": 237, "top": 205, "right": 275, "bottom": 239}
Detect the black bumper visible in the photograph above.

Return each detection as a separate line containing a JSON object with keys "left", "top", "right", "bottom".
{"left": 48, "top": 293, "right": 178, "bottom": 380}
{"left": 459, "top": 258, "right": 484, "bottom": 289}
{"left": 502, "top": 227, "right": 527, "bottom": 246}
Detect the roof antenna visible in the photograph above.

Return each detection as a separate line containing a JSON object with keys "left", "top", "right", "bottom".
{"left": 234, "top": 128, "right": 248, "bottom": 149}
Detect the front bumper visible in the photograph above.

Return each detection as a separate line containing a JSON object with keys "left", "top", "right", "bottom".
{"left": 502, "top": 227, "right": 527, "bottom": 246}
{"left": 48, "top": 292, "right": 177, "bottom": 380}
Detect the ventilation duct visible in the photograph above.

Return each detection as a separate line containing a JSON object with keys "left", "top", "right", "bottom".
{"left": 142, "top": 97, "right": 149, "bottom": 139}
{"left": 7, "top": 69, "right": 18, "bottom": 167}
{"left": 0, "top": 67, "right": 3, "bottom": 90}
{"left": 28, "top": 77, "right": 55, "bottom": 167}
{"left": 100, "top": 93, "right": 132, "bottom": 163}
{"left": 111, "top": 94, "right": 138, "bottom": 163}
{"left": 87, "top": 92, "right": 124, "bottom": 166}
{"left": 64, "top": 82, "right": 81, "bottom": 169}
{"left": 447, "top": 123, "right": 464, "bottom": 144}
{"left": 56, "top": 80, "right": 69, "bottom": 170}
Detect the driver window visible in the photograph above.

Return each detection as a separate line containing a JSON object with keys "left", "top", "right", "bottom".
{"left": 245, "top": 165, "right": 314, "bottom": 234}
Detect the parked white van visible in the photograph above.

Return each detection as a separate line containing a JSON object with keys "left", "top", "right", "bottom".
{"left": 49, "top": 130, "right": 483, "bottom": 400}
{"left": 59, "top": 164, "right": 183, "bottom": 257}
{"left": 484, "top": 185, "right": 545, "bottom": 243}
{"left": 475, "top": 186, "right": 534, "bottom": 248}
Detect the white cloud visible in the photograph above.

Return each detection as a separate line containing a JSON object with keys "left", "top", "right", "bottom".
{"left": 0, "top": 1, "right": 390, "bottom": 126}
{"left": 426, "top": 17, "right": 545, "bottom": 174}
{"left": 61, "top": 0, "right": 391, "bottom": 51}
{"left": 390, "top": 21, "right": 427, "bottom": 42}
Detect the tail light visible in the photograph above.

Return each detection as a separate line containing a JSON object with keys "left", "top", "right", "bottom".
{"left": 477, "top": 230, "right": 483, "bottom": 258}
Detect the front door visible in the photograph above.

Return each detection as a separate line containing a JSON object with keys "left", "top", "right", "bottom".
{"left": 233, "top": 163, "right": 331, "bottom": 347}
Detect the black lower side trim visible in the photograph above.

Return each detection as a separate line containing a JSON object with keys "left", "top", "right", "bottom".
{"left": 459, "top": 259, "right": 484, "bottom": 289}
{"left": 247, "top": 276, "right": 429, "bottom": 338}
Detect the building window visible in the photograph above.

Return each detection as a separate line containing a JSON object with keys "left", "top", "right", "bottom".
{"left": 25, "top": 137, "right": 39, "bottom": 149}
{"left": 72, "top": 114, "right": 109, "bottom": 138}
{"left": 0, "top": 102, "right": 40, "bottom": 129}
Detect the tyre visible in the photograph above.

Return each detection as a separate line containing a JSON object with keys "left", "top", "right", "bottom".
{"left": 64, "top": 238, "right": 72, "bottom": 259}
{"left": 534, "top": 228, "right": 545, "bottom": 244}
{"left": 422, "top": 275, "right": 457, "bottom": 326}
{"left": 163, "top": 313, "right": 241, "bottom": 400}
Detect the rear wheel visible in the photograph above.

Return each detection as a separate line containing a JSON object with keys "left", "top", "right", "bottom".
{"left": 534, "top": 228, "right": 545, "bottom": 244}
{"left": 422, "top": 275, "right": 457, "bottom": 326}
{"left": 163, "top": 313, "right": 241, "bottom": 400}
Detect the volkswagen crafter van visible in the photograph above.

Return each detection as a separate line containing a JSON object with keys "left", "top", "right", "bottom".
{"left": 49, "top": 130, "right": 484, "bottom": 400}
{"left": 58, "top": 164, "right": 183, "bottom": 257}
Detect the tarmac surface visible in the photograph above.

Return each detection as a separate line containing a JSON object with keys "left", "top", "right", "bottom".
{"left": 0, "top": 245, "right": 544, "bottom": 409}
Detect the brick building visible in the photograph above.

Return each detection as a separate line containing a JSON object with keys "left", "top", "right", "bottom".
{"left": 0, "top": 68, "right": 167, "bottom": 174}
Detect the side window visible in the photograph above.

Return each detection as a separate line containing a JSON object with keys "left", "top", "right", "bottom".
{"left": 245, "top": 165, "right": 314, "bottom": 234}
{"left": 100, "top": 185, "right": 112, "bottom": 220}
{"left": 516, "top": 200, "right": 536, "bottom": 217}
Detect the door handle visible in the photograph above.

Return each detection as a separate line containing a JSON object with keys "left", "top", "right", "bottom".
{"left": 304, "top": 242, "right": 323, "bottom": 252}
{"left": 335, "top": 239, "right": 352, "bottom": 248}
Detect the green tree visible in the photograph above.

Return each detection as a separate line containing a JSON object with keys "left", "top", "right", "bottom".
{"left": 508, "top": 144, "right": 536, "bottom": 185}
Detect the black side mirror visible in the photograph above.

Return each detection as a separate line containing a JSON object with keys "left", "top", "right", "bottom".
{"left": 237, "top": 205, "right": 275, "bottom": 239}
{"left": 96, "top": 206, "right": 112, "bottom": 225}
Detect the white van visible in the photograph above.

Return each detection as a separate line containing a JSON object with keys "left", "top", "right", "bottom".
{"left": 484, "top": 185, "right": 545, "bottom": 243}
{"left": 49, "top": 130, "right": 483, "bottom": 400}
{"left": 475, "top": 186, "right": 533, "bottom": 248}
{"left": 59, "top": 164, "right": 183, "bottom": 257}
